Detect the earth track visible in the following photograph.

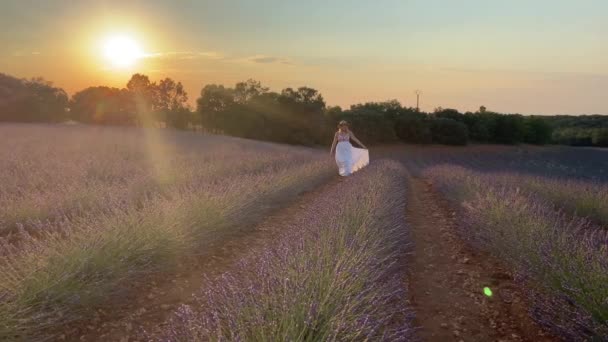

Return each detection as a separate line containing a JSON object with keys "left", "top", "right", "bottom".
{"left": 405, "top": 175, "right": 557, "bottom": 342}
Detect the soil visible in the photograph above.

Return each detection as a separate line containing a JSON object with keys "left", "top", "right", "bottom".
{"left": 405, "top": 176, "right": 558, "bottom": 342}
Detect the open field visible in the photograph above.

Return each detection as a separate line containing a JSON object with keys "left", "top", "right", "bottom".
{"left": 0, "top": 124, "right": 335, "bottom": 340}
{"left": 1, "top": 124, "right": 607, "bottom": 341}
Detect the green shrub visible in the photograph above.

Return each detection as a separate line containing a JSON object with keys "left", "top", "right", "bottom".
{"left": 430, "top": 118, "right": 468, "bottom": 145}
{"left": 338, "top": 111, "right": 399, "bottom": 145}
{"left": 524, "top": 116, "right": 553, "bottom": 145}
{"left": 394, "top": 115, "right": 432, "bottom": 144}
{"left": 592, "top": 128, "right": 608, "bottom": 147}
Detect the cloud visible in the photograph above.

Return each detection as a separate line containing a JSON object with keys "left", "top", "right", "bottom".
{"left": 147, "top": 68, "right": 219, "bottom": 74}
{"left": 10, "top": 51, "right": 42, "bottom": 57}
{"left": 143, "top": 51, "right": 224, "bottom": 60}
{"left": 141, "top": 51, "right": 294, "bottom": 66}
{"left": 246, "top": 55, "right": 293, "bottom": 65}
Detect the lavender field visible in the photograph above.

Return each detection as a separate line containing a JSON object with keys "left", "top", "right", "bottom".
{"left": 0, "top": 124, "right": 336, "bottom": 340}
{"left": 414, "top": 147, "right": 608, "bottom": 341}
{"left": 3, "top": 124, "right": 608, "bottom": 341}
{"left": 158, "top": 161, "right": 413, "bottom": 341}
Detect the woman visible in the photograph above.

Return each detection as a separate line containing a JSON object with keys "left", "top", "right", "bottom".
{"left": 330, "top": 120, "right": 369, "bottom": 176}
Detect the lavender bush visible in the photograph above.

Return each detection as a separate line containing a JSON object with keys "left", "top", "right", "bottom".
{"left": 425, "top": 165, "right": 608, "bottom": 340}
{"left": 0, "top": 124, "right": 324, "bottom": 238}
{"left": 0, "top": 124, "right": 335, "bottom": 340}
{"left": 427, "top": 165, "right": 608, "bottom": 228}
{"left": 399, "top": 145, "right": 608, "bottom": 182}
{"left": 158, "top": 161, "right": 413, "bottom": 342}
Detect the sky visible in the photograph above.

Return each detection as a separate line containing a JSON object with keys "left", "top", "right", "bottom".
{"left": 1, "top": 0, "right": 607, "bottom": 114}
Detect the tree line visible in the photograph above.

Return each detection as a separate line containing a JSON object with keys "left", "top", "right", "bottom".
{"left": 1, "top": 72, "right": 605, "bottom": 147}
{"left": 1, "top": 72, "right": 191, "bottom": 129}
{"left": 545, "top": 115, "right": 608, "bottom": 147}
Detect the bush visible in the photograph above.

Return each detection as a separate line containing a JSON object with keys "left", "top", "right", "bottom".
{"left": 0, "top": 74, "right": 68, "bottom": 123}
{"left": 524, "top": 116, "right": 553, "bottom": 145}
{"left": 592, "top": 128, "right": 608, "bottom": 147}
{"left": 434, "top": 108, "right": 465, "bottom": 122}
{"left": 165, "top": 108, "right": 194, "bottom": 130}
{"left": 463, "top": 112, "right": 495, "bottom": 142}
{"left": 494, "top": 114, "right": 526, "bottom": 144}
{"left": 338, "top": 110, "right": 399, "bottom": 145}
{"left": 394, "top": 115, "right": 432, "bottom": 144}
{"left": 430, "top": 118, "right": 468, "bottom": 145}
{"left": 552, "top": 128, "right": 594, "bottom": 146}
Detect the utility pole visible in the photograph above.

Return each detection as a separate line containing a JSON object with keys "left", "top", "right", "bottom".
{"left": 415, "top": 90, "right": 422, "bottom": 112}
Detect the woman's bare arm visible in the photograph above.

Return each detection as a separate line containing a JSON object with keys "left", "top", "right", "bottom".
{"left": 349, "top": 131, "right": 367, "bottom": 149}
{"left": 330, "top": 132, "right": 338, "bottom": 156}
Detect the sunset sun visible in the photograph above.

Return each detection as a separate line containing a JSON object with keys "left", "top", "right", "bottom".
{"left": 102, "top": 35, "right": 143, "bottom": 68}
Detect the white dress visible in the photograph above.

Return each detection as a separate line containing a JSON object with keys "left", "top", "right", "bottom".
{"left": 335, "top": 132, "right": 369, "bottom": 176}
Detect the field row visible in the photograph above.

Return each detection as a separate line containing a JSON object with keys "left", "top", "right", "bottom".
{"left": 155, "top": 161, "right": 413, "bottom": 341}
{"left": 0, "top": 125, "right": 325, "bottom": 237}
{"left": 399, "top": 145, "right": 608, "bottom": 182}
{"left": 425, "top": 165, "right": 608, "bottom": 340}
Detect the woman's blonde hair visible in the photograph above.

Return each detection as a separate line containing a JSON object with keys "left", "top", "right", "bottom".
{"left": 338, "top": 120, "right": 348, "bottom": 127}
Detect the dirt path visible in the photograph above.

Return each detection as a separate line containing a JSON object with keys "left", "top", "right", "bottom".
{"left": 406, "top": 176, "right": 557, "bottom": 342}
{"left": 62, "top": 178, "right": 341, "bottom": 342}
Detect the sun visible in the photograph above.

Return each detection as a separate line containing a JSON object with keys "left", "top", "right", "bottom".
{"left": 102, "top": 35, "right": 143, "bottom": 68}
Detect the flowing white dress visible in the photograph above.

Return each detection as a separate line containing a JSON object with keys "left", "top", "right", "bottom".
{"left": 335, "top": 132, "right": 369, "bottom": 176}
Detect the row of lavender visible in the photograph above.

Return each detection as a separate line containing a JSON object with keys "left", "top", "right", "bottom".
{"left": 430, "top": 166, "right": 608, "bottom": 227}
{"left": 399, "top": 145, "right": 608, "bottom": 183}
{"left": 153, "top": 160, "right": 414, "bottom": 341}
{"left": 0, "top": 125, "right": 325, "bottom": 237}
{"left": 425, "top": 165, "right": 608, "bottom": 340}
{"left": 0, "top": 125, "right": 336, "bottom": 340}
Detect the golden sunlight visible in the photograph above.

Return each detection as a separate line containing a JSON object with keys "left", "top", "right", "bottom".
{"left": 102, "top": 35, "right": 143, "bottom": 68}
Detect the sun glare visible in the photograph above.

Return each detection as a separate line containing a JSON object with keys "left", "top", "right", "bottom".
{"left": 102, "top": 35, "right": 143, "bottom": 68}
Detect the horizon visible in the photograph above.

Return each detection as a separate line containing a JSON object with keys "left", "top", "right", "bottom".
{"left": 2, "top": 0, "right": 607, "bottom": 115}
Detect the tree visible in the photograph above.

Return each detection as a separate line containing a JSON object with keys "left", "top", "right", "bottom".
{"left": 197, "top": 84, "right": 235, "bottom": 132}
{"left": 395, "top": 114, "right": 432, "bottom": 144}
{"left": 349, "top": 100, "right": 403, "bottom": 121}
{"left": 23, "top": 78, "right": 69, "bottom": 122}
{"left": 434, "top": 108, "right": 465, "bottom": 122}
{"left": 157, "top": 78, "right": 190, "bottom": 129}
{"left": 126, "top": 74, "right": 153, "bottom": 94}
{"left": 157, "top": 78, "right": 188, "bottom": 111}
{"left": 278, "top": 86, "right": 327, "bottom": 144}
{"left": 126, "top": 73, "right": 158, "bottom": 126}
{"left": 592, "top": 128, "right": 608, "bottom": 147}
{"left": 339, "top": 108, "right": 399, "bottom": 144}
{"left": 234, "top": 79, "right": 268, "bottom": 104}
{"left": 0, "top": 74, "right": 68, "bottom": 123}
{"left": 494, "top": 114, "right": 526, "bottom": 144}
{"left": 69, "top": 87, "right": 134, "bottom": 125}
{"left": 325, "top": 106, "right": 343, "bottom": 120}
{"left": 431, "top": 118, "right": 469, "bottom": 145}
{"left": 463, "top": 112, "right": 496, "bottom": 142}
{"left": 165, "top": 108, "right": 193, "bottom": 130}
{"left": 279, "top": 87, "right": 326, "bottom": 114}
{"left": 524, "top": 116, "right": 553, "bottom": 145}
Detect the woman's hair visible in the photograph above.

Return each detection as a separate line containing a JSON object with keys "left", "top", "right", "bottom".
{"left": 338, "top": 120, "right": 348, "bottom": 128}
